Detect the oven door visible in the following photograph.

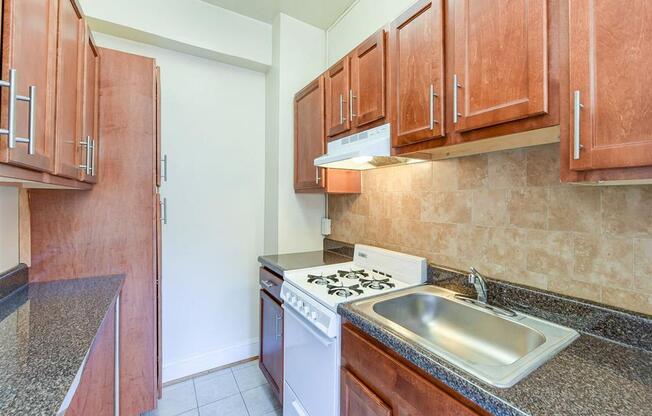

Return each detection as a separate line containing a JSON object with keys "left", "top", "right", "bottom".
{"left": 284, "top": 306, "right": 340, "bottom": 416}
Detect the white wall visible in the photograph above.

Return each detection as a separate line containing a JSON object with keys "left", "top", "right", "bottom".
{"left": 93, "top": 33, "right": 266, "bottom": 382}
{"left": 272, "top": 14, "right": 328, "bottom": 254}
{"left": 0, "top": 187, "right": 19, "bottom": 273}
{"left": 326, "top": 0, "right": 416, "bottom": 66}
{"left": 80, "top": 0, "right": 272, "bottom": 70}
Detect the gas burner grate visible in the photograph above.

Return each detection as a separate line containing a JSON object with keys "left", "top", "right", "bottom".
{"left": 337, "top": 269, "right": 369, "bottom": 280}
{"left": 326, "top": 282, "right": 364, "bottom": 298}
{"left": 359, "top": 277, "right": 395, "bottom": 290}
{"left": 307, "top": 273, "right": 339, "bottom": 285}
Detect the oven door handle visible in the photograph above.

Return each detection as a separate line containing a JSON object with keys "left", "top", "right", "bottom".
{"left": 285, "top": 305, "right": 335, "bottom": 347}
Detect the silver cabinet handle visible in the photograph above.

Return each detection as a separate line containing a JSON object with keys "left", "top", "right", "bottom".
{"left": 339, "top": 94, "right": 344, "bottom": 124}
{"left": 161, "top": 154, "right": 168, "bottom": 182}
{"left": 429, "top": 84, "right": 439, "bottom": 130}
{"left": 161, "top": 198, "right": 167, "bottom": 224}
{"left": 349, "top": 89, "right": 356, "bottom": 121}
{"left": 453, "top": 74, "right": 461, "bottom": 124}
{"left": 15, "top": 85, "right": 36, "bottom": 155}
{"left": 275, "top": 314, "right": 282, "bottom": 339}
{"left": 79, "top": 136, "right": 91, "bottom": 174}
{"left": 90, "top": 137, "right": 96, "bottom": 176}
{"left": 261, "top": 280, "right": 274, "bottom": 288}
{"left": 315, "top": 166, "right": 321, "bottom": 184}
{"left": 573, "top": 90, "right": 583, "bottom": 160}
{"left": 0, "top": 69, "right": 36, "bottom": 154}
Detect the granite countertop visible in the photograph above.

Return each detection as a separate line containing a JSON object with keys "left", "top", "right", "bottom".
{"left": 339, "top": 272, "right": 652, "bottom": 416}
{"left": 258, "top": 250, "right": 352, "bottom": 275}
{"left": 0, "top": 273, "right": 124, "bottom": 415}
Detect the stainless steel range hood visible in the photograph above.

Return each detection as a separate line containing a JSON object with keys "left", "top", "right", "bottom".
{"left": 314, "top": 124, "right": 424, "bottom": 170}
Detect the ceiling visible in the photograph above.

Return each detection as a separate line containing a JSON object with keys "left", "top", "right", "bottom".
{"left": 200, "top": 0, "right": 357, "bottom": 29}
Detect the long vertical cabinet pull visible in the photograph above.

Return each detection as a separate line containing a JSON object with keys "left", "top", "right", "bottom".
{"left": 161, "top": 198, "right": 167, "bottom": 225}
{"left": 114, "top": 295, "right": 120, "bottom": 416}
{"left": 315, "top": 167, "right": 321, "bottom": 185}
{"left": 90, "top": 137, "right": 96, "bottom": 176}
{"left": 453, "top": 75, "right": 461, "bottom": 124}
{"left": 429, "top": 84, "right": 439, "bottom": 130}
{"left": 0, "top": 69, "right": 36, "bottom": 154}
{"left": 339, "top": 94, "right": 344, "bottom": 125}
{"left": 573, "top": 90, "right": 583, "bottom": 160}
{"left": 79, "top": 137, "right": 91, "bottom": 174}
{"left": 349, "top": 90, "right": 356, "bottom": 121}
{"left": 161, "top": 155, "right": 168, "bottom": 182}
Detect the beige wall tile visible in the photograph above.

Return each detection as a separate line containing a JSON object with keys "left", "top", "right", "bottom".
{"left": 425, "top": 223, "right": 458, "bottom": 257}
{"left": 385, "top": 165, "right": 412, "bottom": 192}
{"left": 458, "top": 154, "right": 488, "bottom": 190}
{"left": 526, "top": 230, "right": 574, "bottom": 276}
{"left": 496, "top": 269, "right": 549, "bottom": 291}
{"left": 602, "top": 287, "right": 652, "bottom": 315}
{"left": 409, "top": 162, "right": 433, "bottom": 191}
{"left": 472, "top": 189, "right": 509, "bottom": 227}
{"left": 573, "top": 235, "right": 634, "bottom": 289}
{"left": 399, "top": 192, "right": 422, "bottom": 220}
{"left": 488, "top": 149, "right": 527, "bottom": 189}
{"left": 485, "top": 228, "right": 528, "bottom": 271}
{"left": 548, "top": 186, "right": 601, "bottom": 233}
{"left": 634, "top": 239, "right": 652, "bottom": 292}
{"left": 432, "top": 159, "right": 459, "bottom": 191}
{"left": 421, "top": 191, "right": 472, "bottom": 224}
{"left": 456, "top": 225, "right": 490, "bottom": 264}
{"left": 367, "top": 192, "right": 389, "bottom": 218}
{"left": 508, "top": 188, "right": 548, "bottom": 229}
{"left": 548, "top": 278, "right": 603, "bottom": 303}
{"left": 527, "top": 143, "right": 560, "bottom": 187}
{"left": 602, "top": 187, "right": 652, "bottom": 237}
{"left": 351, "top": 194, "right": 369, "bottom": 216}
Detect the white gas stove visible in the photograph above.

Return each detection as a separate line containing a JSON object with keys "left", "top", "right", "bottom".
{"left": 281, "top": 245, "right": 426, "bottom": 416}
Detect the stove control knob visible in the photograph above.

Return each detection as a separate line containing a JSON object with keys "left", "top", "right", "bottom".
{"left": 310, "top": 311, "right": 318, "bottom": 320}
{"left": 302, "top": 306, "right": 310, "bottom": 315}
{"left": 289, "top": 295, "right": 297, "bottom": 305}
{"left": 296, "top": 300, "right": 304, "bottom": 309}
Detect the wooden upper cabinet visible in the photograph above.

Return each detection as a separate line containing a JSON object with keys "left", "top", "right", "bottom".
{"left": 55, "top": 0, "right": 84, "bottom": 179}
{"left": 350, "top": 29, "right": 386, "bottom": 130}
{"left": 0, "top": 0, "right": 58, "bottom": 172}
{"left": 79, "top": 24, "right": 99, "bottom": 183}
{"left": 452, "top": 0, "right": 548, "bottom": 133}
{"left": 568, "top": 0, "right": 652, "bottom": 171}
{"left": 389, "top": 0, "right": 445, "bottom": 147}
{"left": 295, "top": 76, "right": 326, "bottom": 191}
{"left": 341, "top": 368, "right": 392, "bottom": 416}
{"left": 325, "top": 58, "right": 351, "bottom": 137}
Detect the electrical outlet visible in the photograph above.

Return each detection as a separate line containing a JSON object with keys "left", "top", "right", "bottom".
{"left": 321, "top": 217, "right": 331, "bottom": 236}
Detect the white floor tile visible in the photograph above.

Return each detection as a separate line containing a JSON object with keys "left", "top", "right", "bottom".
{"left": 194, "top": 371, "right": 240, "bottom": 406}
{"left": 233, "top": 365, "right": 267, "bottom": 392}
{"left": 198, "top": 394, "right": 249, "bottom": 416}
{"left": 242, "top": 384, "right": 281, "bottom": 416}
{"left": 155, "top": 380, "right": 198, "bottom": 416}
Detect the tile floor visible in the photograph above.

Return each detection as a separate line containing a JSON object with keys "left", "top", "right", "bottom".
{"left": 144, "top": 359, "right": 282, "bottom": 416}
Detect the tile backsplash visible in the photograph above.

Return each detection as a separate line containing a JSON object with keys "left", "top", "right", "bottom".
{"left": 329, "top": 143, "right": 652, "bottom": 315}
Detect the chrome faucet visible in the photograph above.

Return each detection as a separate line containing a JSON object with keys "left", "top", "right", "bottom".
{"left": 468, "top": 267, "right": 488, "bottom": 303}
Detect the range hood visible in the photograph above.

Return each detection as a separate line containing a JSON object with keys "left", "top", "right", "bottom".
{"left": 314, "top": 124, "right": 424, "bottom": 170}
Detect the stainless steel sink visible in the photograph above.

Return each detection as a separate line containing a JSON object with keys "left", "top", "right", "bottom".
{"left": 350, "top": 285, "right": 579, "bottom": 388}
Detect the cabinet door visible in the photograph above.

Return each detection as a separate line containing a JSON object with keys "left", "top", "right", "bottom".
{"left": 390, "top": 0, "right": 445, "bottom": 147}
{"left": 54, "top": 0, "right": 85, "bottom": 179}
{"left": 0, "top": 0, "right": 58, "bottom": 171}
{"left": 80, "top": 25, "right": 99, "bottom": 183}
{"left": 325, "top": 58, "right": 351, "bottom": 137}
{"left": 260, "top": 290, "right": 283, "bottom": 400}
{"left": 294, "top": 76, "right": 325, "bottom": 192}
{"left": 350, "top": 29, "right": 386, "bottom": 129}
{"left": 341, "top": 368, "right": 392, "bottom": 416}
{"left": 452, "top": 0, "right": 547, "bottom": 133}
{"left": 569, "top": 0, "right": 652, "bottom": 171}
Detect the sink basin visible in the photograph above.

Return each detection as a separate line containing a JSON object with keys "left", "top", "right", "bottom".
{"left": 350, "top": 285, "right": 579, "bottom": 388}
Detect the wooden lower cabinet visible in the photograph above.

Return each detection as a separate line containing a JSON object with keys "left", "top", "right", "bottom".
{"left": 341, "top": 324, "right": 486, "bottom": 416}
{"left": 66, "top": 301, "right": 117, "bottom": 416}
{"left": 260, "top": 288, "right": 283, "bottom": 402}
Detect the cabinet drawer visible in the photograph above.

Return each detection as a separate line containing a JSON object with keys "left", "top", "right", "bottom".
{"left": 259, "top": 267, "right": 283, "bottom": 302}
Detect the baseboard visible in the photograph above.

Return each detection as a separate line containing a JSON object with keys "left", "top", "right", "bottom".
{"left": 163, "top": 338, "right": 259, "bottom": 383}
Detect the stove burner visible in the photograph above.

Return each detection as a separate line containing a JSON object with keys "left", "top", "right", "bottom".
{"left": 326, "top": 282, "right": 364, "bottom": 298}
{"left": 359, "top": 277, "right": 395, "bottom": 290}
{"left": 337, "top": 268, "right": 369, "bottom": 280}
{"left": 307, "top": 273, "right": 339, "bottom": 285}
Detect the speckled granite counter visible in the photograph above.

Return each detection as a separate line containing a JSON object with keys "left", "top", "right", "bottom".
{"left": 0, "top": 274, "right": 124, "bottom": 415}
{"left": 339, "top": 269, "right": 652, "bottom": 416}
{"left": 258, "top": 250, "right": 352, "bottom": 275}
